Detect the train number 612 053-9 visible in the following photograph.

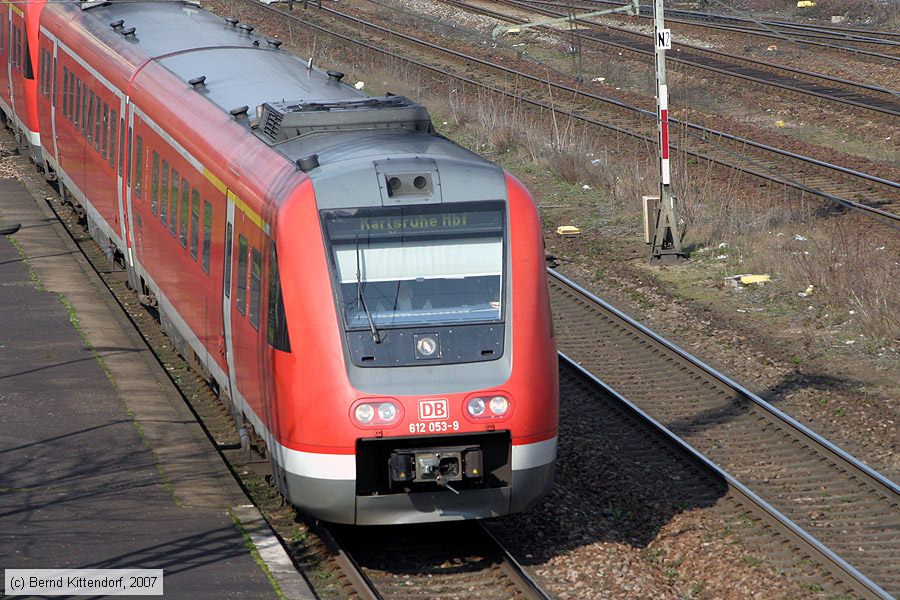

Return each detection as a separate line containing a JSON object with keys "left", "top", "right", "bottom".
{"left": 409, "top": 421, "right": 460, "bottom": 434}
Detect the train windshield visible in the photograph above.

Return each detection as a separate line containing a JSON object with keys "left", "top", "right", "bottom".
{"left": 321, "top": 202, "right": 505, "bottom": 329}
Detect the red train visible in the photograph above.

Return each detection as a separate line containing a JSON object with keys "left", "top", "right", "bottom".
{"left": 5, "top": 0, "right": 558, "bottom": 524}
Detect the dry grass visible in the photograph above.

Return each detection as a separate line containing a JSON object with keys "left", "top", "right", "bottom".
{"left": 771, "top": 222, "right": 900, "bottom": 345}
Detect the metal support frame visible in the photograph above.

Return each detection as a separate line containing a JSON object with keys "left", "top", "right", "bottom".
{"left": 492, "top": 0, "right": 639, "bottom": 39}
{"left": 650, "top": 0, "right": 684, "bottom": 263}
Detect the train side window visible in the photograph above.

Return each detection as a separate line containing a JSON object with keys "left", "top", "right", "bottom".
{"left": 108, "top": 109, "right": 117, "bottom": 168}
{"left": 44, "top": 50, "right": 51, "bottom": 98}
{"left": 94, "top": 101, "right": 102, "bottom": 151}
{"left": 190, "top": 190, "right": 199, "bottom": 260}
{"left": 69, "top": 72, "right": 76, "bottom": 122}
{"left": 23, "top": 31, "right": 33, "bottom": 80}
{"left": 150, "top": 152, "right": 159, "bottom": 215}
{"left": 62, "top": 67, "right": 69, "bottom": 118}
{"left": 74, "top": 79, "right": 81, "bottom": 127}
{"left": 117, "top": 117, "right": 125, "bottom": 176}
{"left": 236, "top": 235, "right": 248, "bottom": 314}
{"left": 85, "top": 90, "right": 93, "bottom": 139}
{"left": 224, "top": 223, "right": 232, "bottom": 296}
{"left": 133, "top": 135, "right": 143, "bottom": 197}
{"left": 267, "top": 245, "right": 290, "bottom": 351}
{"left": 250, "top": 247, "right": 261, "bottom": 329}
{"left": 202, "top": 200, "right": 212, "bottom": 273}
{"left": 160, "top": 161, "right": 169, "bottom": 226}
{"left": 38, "top": 49, "right": 45, "bottom": 94}
{"left": 125, "top": 126, "right": 132, "bottom": 187}
{"left": 101, "top": 103, "right": 108, "bottom": 160}
{"left": 169, "top": 169, "right": 179, "bottom": 237}
{"left": 179, "top": 178, "right": 189, "bottom": 247}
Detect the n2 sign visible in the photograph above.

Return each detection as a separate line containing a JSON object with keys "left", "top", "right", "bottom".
{"left": 656, "top": 28, "right": 672, "bottom": 50}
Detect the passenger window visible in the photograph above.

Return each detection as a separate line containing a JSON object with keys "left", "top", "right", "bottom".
{"left": 86, "top": 90, "right": 93, "bottom": 141}
{"left": 22, "top": 30, "right": 33, "bottom": 80}
{"left": 151, "top": 152, "right": 159, "bottom": 215}
{"left": 236, "top": 235, "right": 248, "bottom": 314}
{"left": 69, "top": 72, "right": 76, "bottom": 122}
{"left": 117, "top": 117, "right": 125, "bottom": 176}
{"left": 74, "top": 79, "right": 81, "bottom": 127}
{"left": 250, "top": 247, "right": 261, "bottom": 330}
{"left": 101, "top": 104, "right": 108, "bottom": 159}
{"left": 133, "top": 136, "right": 143, "bottom": 197}
{"left": 224, "top": 223, "right": 232, "bottom": 296}
{"left": 169, "top": 169, "right": 179, "bottom": 236}
{"left": 109, "top": 109, "right": 117, "bottom": 168}
{"left": 179, "top": 179, "right": 189, "bottom": 247}
{"left": 160, "top": 160, "right": 169, "bottom": 226}
{"left": 62, "top": 67, "right": 69, "bottom": 118}
{"left": 202, "top": 200, "right": 212, "bottom": 273}
{"left": 190, "top": 190, "right": 199, "bottom": 260}
{"left": 94, "top": 101, "right": 101, "bottom": 151}
{"left": 267, "top": 245, "right": 290, "bottom": 351}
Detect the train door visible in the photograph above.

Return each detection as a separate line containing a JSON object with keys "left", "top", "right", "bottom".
{"left": 222, "top": 196, "right": 237, "bottom": 403}
{"left": 121, "top": 100, "right": 137, "bottom": 283}
{"left": 5, "top": 7, "right": 16, "bottom": 125}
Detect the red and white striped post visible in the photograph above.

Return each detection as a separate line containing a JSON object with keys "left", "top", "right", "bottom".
{"left": 650, "top": 0, "right": 684, "bottom": 262}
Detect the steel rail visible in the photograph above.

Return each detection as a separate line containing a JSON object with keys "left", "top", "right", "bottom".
{"left": 559, "top": 352, "right": 893, "bottom": 600}
{"left": 484, "top": 0, "right": 900, "bottom": 115}
{"left": 550, "top": 268, "right": 899, "bottom": 599}
{"left": 329, "top": 521, "right": 554, "bottom": 599}
{"left": 527, "top": 0, "right": 900, "bottom": 55}
{"left": 295, "top": 1, "right": 900, "bottom": 224}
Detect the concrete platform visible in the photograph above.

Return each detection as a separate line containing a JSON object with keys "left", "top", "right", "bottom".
{"left": 0, "top": 176, "right": 312, "bottom": 599}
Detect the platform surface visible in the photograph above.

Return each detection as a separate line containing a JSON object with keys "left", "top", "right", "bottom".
{"left": 0, "top": 176, "right": 286, "bottom": 598}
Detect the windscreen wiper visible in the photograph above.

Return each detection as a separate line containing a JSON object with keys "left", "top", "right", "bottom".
{"left": 355, "top": 236, "right": 382, "bottom": 344}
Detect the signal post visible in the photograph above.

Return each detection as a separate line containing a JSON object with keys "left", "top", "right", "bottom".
{"left": 648, "top": 0, "right": 684, "bottom": 263}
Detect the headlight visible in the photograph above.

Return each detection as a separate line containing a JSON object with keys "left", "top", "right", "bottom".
{"left": 378, "top": 402, "right": 397, "bottom": 422}
{"left": 464, "top": 393, "right": 512, "bottom": 421}
{"left": 467, "top": 397, "right": 486, "bottom": 416}
{"left": 355, "top": 404, "right": 375, "bottom": 424}
{"left": 489, "top": 396, "right": 509, "bottom": 416}
{"left": 351, "top": 399, "right": 402, "bottom": 428}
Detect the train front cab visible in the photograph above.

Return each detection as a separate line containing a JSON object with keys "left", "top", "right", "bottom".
{"left": 272, "top": 162, "right": 558, "bottom": 525}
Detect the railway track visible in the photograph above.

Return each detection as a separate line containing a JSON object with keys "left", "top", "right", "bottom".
{"left": 327, "top": 521, "right": 552, "bottom": 600}
{"left": 242, "top": 0, "right": 900, "bottom": 224}
{"left": 524, "top": 0, "right": 900, "bottom": 59}
{"left": 449, "top": 0, "right": 900, "bottom": 117}
{"left": 549, "top": 269, "right": 900, "bottom": 599}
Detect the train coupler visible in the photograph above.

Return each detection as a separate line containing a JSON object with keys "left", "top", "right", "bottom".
{"left": 388, "top": 446, "right": 483, "bottom": 490}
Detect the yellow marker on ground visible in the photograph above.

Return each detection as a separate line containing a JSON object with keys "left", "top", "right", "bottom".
{"left": 556, "top": 225, "right": 581, "bottom": 236}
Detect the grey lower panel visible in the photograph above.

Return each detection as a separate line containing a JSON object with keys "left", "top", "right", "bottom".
{"left": 283, "top": 475, "right": 358, "bottom": 524}
{"left": 284, "top": 462, "right": 554, "bottom": 525}
{"left": 355, "top": 487, "right": 511, "bottom": 525}
{"left": 509, "top": 462, "right": 555, "bottom": 514}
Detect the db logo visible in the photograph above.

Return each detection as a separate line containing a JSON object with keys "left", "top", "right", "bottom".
{"left": 418, "top": 398, "right": 448, "bottom": 420}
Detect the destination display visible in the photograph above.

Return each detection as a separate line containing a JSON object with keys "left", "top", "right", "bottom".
{"left": 322, "top": 202, "right": 504, "bottom": 240}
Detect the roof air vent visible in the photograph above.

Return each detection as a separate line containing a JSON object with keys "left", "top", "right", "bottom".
{"left": 327, "top": 70, "right": 345, "bottom": 83}
{"left": 189, "top": 76, "right": 207, "bottom": 89}
{"left": 230, "top": 105, "right": 251, "bottom": 126}
{"left": 267, "top": 39, "right": 282, "bottom": 49}
{"left": 109, "top": 19, "right": 124, "bottom": 30}
{"left": 296, "top": 154, "right": 319, "bottom": 172}
{"left": 225, "top": 17, "right": 238, "bottom": 26}
{"left": 239, "top": 23, "right": 254, "bottom": 33}
{"left": 122, "top": 27, "right": 136, "bottom": 38}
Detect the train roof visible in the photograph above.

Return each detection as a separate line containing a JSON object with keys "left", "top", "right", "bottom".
{"left": 64, "top": 0, "right": 502, "bottom": 198}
